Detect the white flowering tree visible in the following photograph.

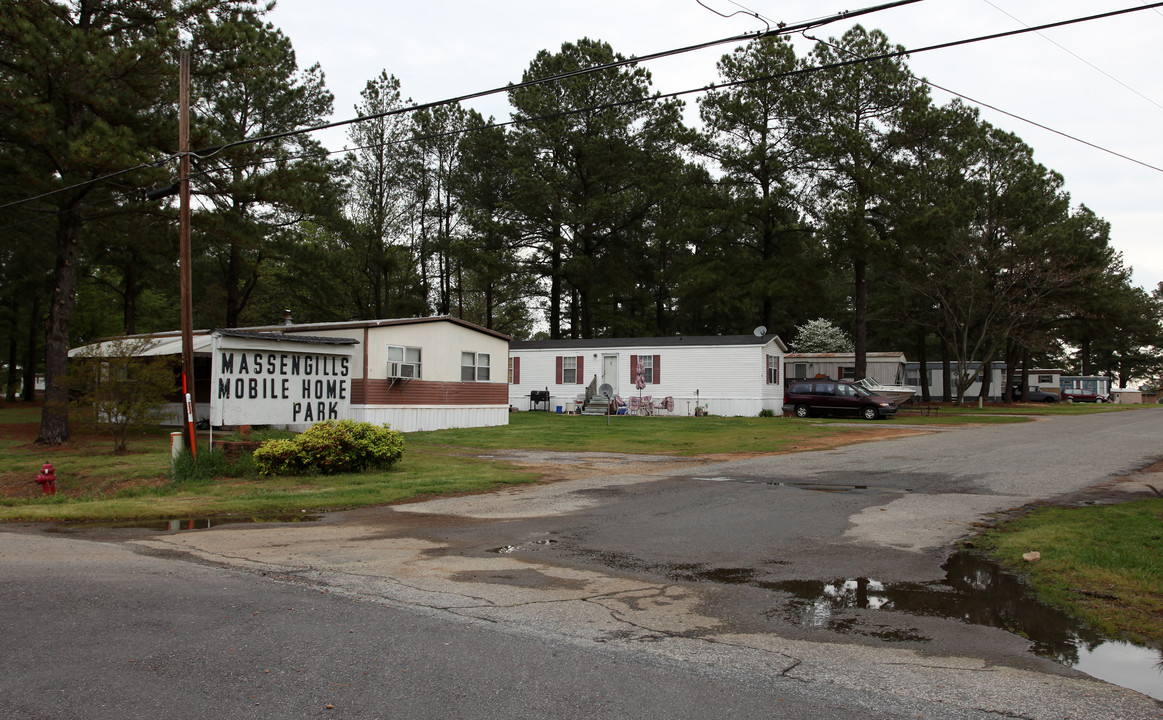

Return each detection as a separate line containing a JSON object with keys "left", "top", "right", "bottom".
{"left": 791, "top": 318, "right": 854, "bottom": 353}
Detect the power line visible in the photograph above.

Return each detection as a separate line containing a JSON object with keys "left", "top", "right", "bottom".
{"left": 0, "top": 155, "right": 176, "bottom": 213}
{"left": 768, "top": 1, "right": 1163, "bottom": 173}
{"left": 0, "top": 0, "right": 924, "bottom": 215}
{"left": 980, "top": 0, "right": 1163, "bottom": 114}
{"left": 4, "top": 0, "right": 1162, "bottom": 220}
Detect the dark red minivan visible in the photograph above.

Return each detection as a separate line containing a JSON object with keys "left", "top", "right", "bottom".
{"left": 782, "top": 379, "right": 897, "bottom": 420}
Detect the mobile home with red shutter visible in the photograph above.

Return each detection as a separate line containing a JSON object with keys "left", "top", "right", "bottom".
{"left": 507, "top": 334, "right": 788, "bottom": 416}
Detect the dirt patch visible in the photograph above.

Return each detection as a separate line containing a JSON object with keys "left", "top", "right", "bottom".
{"left": 501, "top": 426, "right": 925, "bottom": 483}
{"left": 0, "top": 468, "right": 169, "bottom": 500}
{"left": 0, "top": 424, "right": 170, "bottom": 500}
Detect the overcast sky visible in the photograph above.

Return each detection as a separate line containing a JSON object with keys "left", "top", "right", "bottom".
{"left": 266, "top": 0, "right": 1163, "bottom": 293}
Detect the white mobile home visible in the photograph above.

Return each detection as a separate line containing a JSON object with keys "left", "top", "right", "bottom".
{"left": 904, "top": 362, "right": 1063, "bottom": 402}
{"left": 70, "top": 316, "right": 511, "bottom": 433}
{"left": 784, "top": 352, "right": 908, "bottom": 386}
{"left": 508, "top": 334, "right": 788, "bottom": 416}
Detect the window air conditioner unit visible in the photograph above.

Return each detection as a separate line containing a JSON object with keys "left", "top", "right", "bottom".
{"left": 387, "top": 362, "right": 416, "bottom": 379}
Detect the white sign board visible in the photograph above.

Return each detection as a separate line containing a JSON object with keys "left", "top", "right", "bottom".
{"left": 210, "top": 333, "right": 356, "bottom": 426}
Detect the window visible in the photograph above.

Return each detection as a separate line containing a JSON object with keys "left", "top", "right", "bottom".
{"left": 793, "top": 363, "right": 808, "bottom": 379}
{"left": 560, "top": 356, "right": 578, "bottom": 384}
{"left": 387, "top": 345, "right": 421, "bottom": 378}
{"left": 555, "top": 356, "right": 584, "bottom": 385}
{"left": 638, "top": 355, "right": 654, "bottom": 384}
{"left": 631, "top": 354, "right": 660, "bottom": 384}
{"left": 508, "top": 357, "right": 520, "bottom": 385}
{"left": 766, "top": 355, "right": 780, "bottom": 384}
{"left": 461, "top": 352, "right": 490, "bottom": 382}
{"left": 840, "top": 366, "right": 856, "bottom": 380}
{"left": 1038, "top": 374, "right": 1053, "bottom": 384}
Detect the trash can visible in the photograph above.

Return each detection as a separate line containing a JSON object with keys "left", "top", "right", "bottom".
{"left": 556, "top": 406, "right": 562, "bottom": 414}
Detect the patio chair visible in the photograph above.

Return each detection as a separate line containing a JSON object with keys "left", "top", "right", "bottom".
{"left": 663, "top": 396, "right": 675, "bottom": 414}
{"left": 643, "top": 395, "right": 654, "bottom": 415}
{"left": 628, "top": 396, "right": 641, "bottom": 414}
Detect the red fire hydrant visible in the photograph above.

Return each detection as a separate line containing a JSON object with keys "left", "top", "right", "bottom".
{"left": 35, "top": 462, "right": 56, "bottom": 496}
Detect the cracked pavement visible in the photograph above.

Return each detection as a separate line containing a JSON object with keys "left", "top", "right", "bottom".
{"left": 4, "top": 410, "right": 1161, "bottom": 718}
{"left": 96, "top": 410, "right": 1163, "bottom": 719}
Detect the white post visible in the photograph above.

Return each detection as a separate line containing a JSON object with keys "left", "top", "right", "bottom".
{"left": 171, "top": 431, "right": 184, "bottom": 466}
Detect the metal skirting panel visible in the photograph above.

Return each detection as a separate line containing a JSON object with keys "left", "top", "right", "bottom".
{"left": 516, "top": 395, "right": 776, "bottom": 417}
{"left": 349, "top": 405, "right": 509, "bottom": 433}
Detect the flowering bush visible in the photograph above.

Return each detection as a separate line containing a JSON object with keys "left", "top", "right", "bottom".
{"left": 252, "top": 420, "right": 404, "bottom": 476}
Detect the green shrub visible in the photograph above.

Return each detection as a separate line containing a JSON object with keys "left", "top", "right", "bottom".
{"left": 171, "top": 448, "right": 252, "bottom": 484}
{"left": 252, "top": 420, "right": 405, "bottom": 476}
{"left": 251, "top": 439, "right": 302, "bottom": 476}
{"left": 758, "top": 408, "right": 775, "bottom": 418}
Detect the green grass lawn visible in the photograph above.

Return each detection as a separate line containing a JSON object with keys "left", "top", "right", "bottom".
{"left": 0, "top": 408, "right": 956, "bottom": 521}
{"left": 408, "top": 411, "right": 894, "bottom": 455}
{"left": 975, "top": 500, "right": 1163, "bottom": 645}
{"left": 2, "top": 402, "right": 1158, "bottom": 644}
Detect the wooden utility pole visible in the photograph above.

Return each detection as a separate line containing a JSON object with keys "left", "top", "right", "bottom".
{"left": 179, "top": 48, "right": 197, "bottom": 458}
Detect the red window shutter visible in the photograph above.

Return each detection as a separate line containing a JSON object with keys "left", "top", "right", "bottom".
{"left": 513, "top": 357, "right": 520, "bottom": 385}
{"left": 630, "top": 355, "right": 638, "bottom": 379}
{"left": 555, "top": 356, "right": 563, "bottom": 385}
{"left": 653, "top": 355, "right": 661, "bottom": 384}
{"left": 576, "top": 355, "right": 584, "bottom": 384}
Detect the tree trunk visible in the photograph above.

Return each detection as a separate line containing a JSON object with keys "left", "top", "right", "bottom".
{"left": 1019, "top": 351, "right": 1031, "bottom": 401}
{"left": 940, "top": 339, "right": 952, "bottom": 402}
{"left": 916, "top": 326, "right": 930, "bottom": 403}
{"left": 979, "top": 356, "right": 992, "bottom": 402}
{"left": 37, "top": 203, "right": 82, "bottom": 445}
{"left": 123, "top": 262, "right": 138, "bottom": 335}
{"left": 5, "top": 329, "right": 18, "bottom": 402}
{"left": 1004, "top": 341, "right": 1019, "bottom": 404}
{"left": 549, "top": 231, "right": 563, "bottom": 339}
{"left": 853, "top": 256, "right": 867, "bottom": 380}
{"left": 226, "top": 239, "right": 242, "bottom": 328}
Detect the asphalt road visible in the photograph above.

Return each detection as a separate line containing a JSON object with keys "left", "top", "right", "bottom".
{"left": 2, "top": 409, "right": 1162, "bottom": 719}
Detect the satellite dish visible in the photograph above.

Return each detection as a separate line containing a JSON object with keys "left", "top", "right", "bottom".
{"left": 598, "top": 383, "right": 614, "bottom": 399}
{"left": 753, "top": 326, "right": 767, "bottom": 337}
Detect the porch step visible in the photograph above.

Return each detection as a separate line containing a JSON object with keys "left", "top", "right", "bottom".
{"left": 582, "top": 401, "right": 612, "bottom": 415}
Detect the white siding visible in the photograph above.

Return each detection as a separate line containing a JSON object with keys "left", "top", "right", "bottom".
{"left": 349, "top": 405, "right": 508, "bottom": 433}
{"left": 510, "top": 339, "right": 785, "bottom": 416}
{"left": 290, "top": 322, "right": 508, "bottom": 385}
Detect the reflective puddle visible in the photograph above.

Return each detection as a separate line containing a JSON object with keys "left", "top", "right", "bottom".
{"left": 490, "top": 538, "right": 558, "bottom": 554}
{"left": 564, "top": 546, "right": 1162, "bottom": 700}
{"left": 50, "top": 515, "right": 321, "bottom": 532}
{"left": 768, "top": 551, "right": 1162, "bottom": 700}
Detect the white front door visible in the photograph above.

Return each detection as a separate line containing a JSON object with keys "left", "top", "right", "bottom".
{"left": 602, "top": 354, "right": 619, "bottom": 395}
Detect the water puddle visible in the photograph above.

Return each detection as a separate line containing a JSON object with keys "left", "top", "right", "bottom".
{"left": 50, "top": 514, "right": 321, "bottom": 533}
{"left": 489, "top": 538, "right": 558, "bottom": 554}
{"left": 770, "top": 552, "right": 1162, "bottom": 700}
{"left": 695, "top": 477, "right": 872, "bottom": 492}
{"left": 564, "top": 547, "right": 1162, "bottom": 700}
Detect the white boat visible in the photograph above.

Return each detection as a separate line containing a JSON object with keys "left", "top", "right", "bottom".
{"left": 855, "top": 378, "right": 916, "bottom": 405}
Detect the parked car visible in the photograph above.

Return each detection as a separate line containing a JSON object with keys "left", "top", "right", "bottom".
{"left": 1061, "top": 388, "right": 1109, "bottom": 403}
{"left": 1011, "top": 385, "right": 1059, "bottom": 403}
{"left": 783, "top": 379, "right": 898, "bottom": 420}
